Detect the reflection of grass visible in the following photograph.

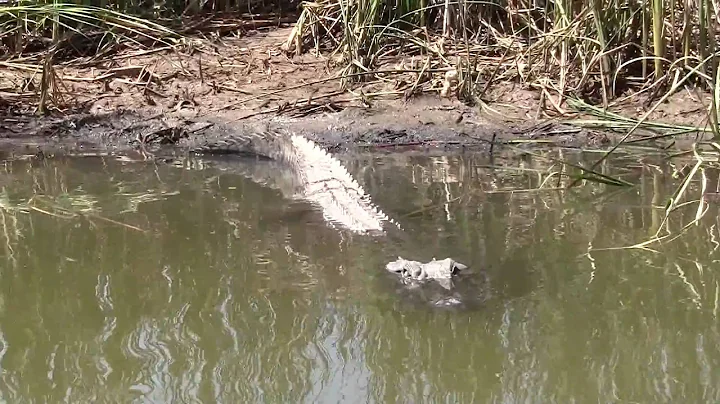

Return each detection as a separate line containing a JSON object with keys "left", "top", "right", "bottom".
{"left": 0, "top": 151, "right": 714, "bottom": 271}
{"left": 0, "top": 191, "right": 23, "bottom": 268}
{"left": 28, "top": 193, "right": 148, "bottom": 232}
{"left": 1, "top": 152, "right": 718, "bottom": 324}
{"left": 0, "top": 182, "right": 167, "bottom": 237}
{"left": 0, "top": 164, "right": 176, "bottom": 224}
{"left": 0, "top": 188, "right": 30, "bottom": 214}
{"left": 33, "top": 192, "right": 99, "bottom": 216}
{"left": 357, "top": 150, "right": 720, "bottom": 258}
{"left": 568, "top": 99, "right": 720, "bottom": 250}
{"left": 0, "top": 188, "right": 102, "bottom": 218}
{"left": 116, "top": 191, "right": 180, "bottom": 214}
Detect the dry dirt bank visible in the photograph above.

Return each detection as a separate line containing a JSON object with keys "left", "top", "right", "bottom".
{"left": 0, "top": 26, "right": 713, "bottom": 158}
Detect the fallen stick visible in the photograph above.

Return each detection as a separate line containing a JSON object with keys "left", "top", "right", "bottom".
{"left": 60, "top": 65, "right": 161, "bottom": 83}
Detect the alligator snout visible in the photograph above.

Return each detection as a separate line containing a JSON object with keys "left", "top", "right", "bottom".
{"left": 386, "top": 257, "right": 468, "bottom": 284}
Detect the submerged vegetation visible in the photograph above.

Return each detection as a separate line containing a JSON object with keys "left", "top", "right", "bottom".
{"left": 1, "top": 0, "right": 720, "bottom": 247}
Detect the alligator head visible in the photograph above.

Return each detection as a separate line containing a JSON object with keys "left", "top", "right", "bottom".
{"left": 386, "top": 257, "right": 468, "bottom": 290}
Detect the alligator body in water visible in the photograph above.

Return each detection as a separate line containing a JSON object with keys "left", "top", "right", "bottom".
{"left": 189, "top": 126, "right": 397, "bottom": 235}
{"left": 184, "top": 126, "right": 475, "bottom": 305}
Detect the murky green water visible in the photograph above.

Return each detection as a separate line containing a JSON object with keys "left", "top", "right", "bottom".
{"left": 0, "top": 150, "right": 719, "bottom": 403}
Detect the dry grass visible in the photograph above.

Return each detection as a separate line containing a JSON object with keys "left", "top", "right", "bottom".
{"left": 282, "top": 0, "right": 720, "bottom": 245}
{"left": 284, "top": 0, "right": 720, "bottom": 114}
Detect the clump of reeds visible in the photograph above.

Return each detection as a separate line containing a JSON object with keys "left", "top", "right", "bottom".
{"left": 0, "top": 2, "right": 179, "bottom": 59}
{"left": 1, "top": 0, "right": 298, "bottom": 60}
{"left": 284, "top": 0, "right": 719, "bottom": 110}
{"left": 0, "top": 0, "right": 302, "bottom": 113}
{"left": 283, "top": 0, "right": 720, "bottom": 244}
{"left": 0, "top": 2, "right": 183, "bottom": 113}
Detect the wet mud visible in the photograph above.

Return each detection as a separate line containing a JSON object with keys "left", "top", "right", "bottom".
{"left": 0, "top": 25, "right": 711, "bottom": 161}
{"left": 0, "top": 106, "right": 612, "bottom": 163}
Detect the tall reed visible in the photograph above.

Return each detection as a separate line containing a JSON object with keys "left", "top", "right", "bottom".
{"left": 286, "top": 0, "right": 719, "bottom": 110}
{"left": 0, "top": 0, "right": 295, "bottom": 57}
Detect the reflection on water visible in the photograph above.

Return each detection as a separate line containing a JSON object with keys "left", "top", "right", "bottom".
{"left": 0, "top": 150, "right": 719, "bottom": 402}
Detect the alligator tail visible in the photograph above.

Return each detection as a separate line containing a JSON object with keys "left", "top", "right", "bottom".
{"left": 192, "top": 127, "right": 399, "bottom": 235}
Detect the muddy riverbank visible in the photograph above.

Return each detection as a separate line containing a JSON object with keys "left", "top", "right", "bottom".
{"left": 0, "top": 26, "right": 713, "bottom": 158}
{"left": 0, "top": 100, "right": 614, "bottom": 161}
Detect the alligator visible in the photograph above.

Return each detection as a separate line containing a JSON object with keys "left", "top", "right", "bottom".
{"left": 185, "top": 125, "right": 470, "bottom": 286}
{"left": 385, "top": 257, "right": 468, "bottom": 290}
{"left": 383, "top": 257, "right": 489, "bottom": 310}
{"left": 189, "top": 126, "right": 395, "bottom": 235}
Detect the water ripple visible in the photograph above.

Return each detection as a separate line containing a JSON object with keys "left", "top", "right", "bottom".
{"left": 94, "top": 273, "right": 116, "bottom": 383}
{"left": 3, "top": 153, "right": 720, "bottom": 403}
{"left": 124, "top": 319, "right": 176, "bottom": 402}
